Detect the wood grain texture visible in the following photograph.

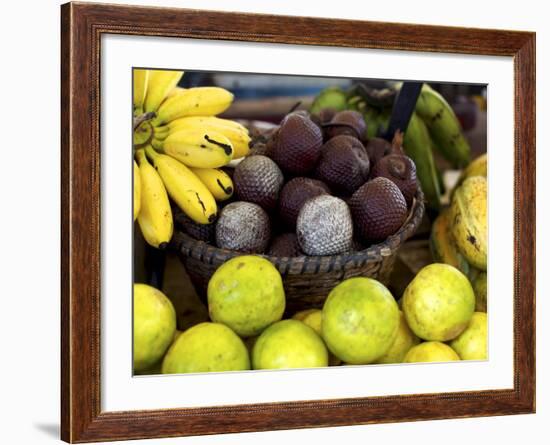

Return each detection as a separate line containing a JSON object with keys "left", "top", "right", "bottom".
{"left": 60, "top": 2, "right": 536, "bottom": 442}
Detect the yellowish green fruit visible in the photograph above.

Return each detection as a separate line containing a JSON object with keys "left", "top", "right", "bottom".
{"left": 322, "top": 277, "right": 400, "bottom": 364}
{"left": 133, "top": 69, "right": 149, "bottom": 116}
{"left": 162, "top": 322, "right": 249, "bottom": 374}
{"left": 374, "top": 311, "right": 420, "bottom": 364}
{"left": 450, "top": 176, "right": 487, "bottom": 270}
{"left": 456, "top": 153, "right": 487, "bottom": 190}
{"left": 252, "top": 320, "right": 328, "bottom": 370}
{"left": 403, "top": 341, "right": 460, "bottom": 363}
{"left": 133, "top": 161, "right": 141, "bottom": 221}
{"left": 449, "top": 312, "right": 487, "bottom": 360}
{"left": 292, "top": 309, "right": 341, "bottom": 366}
{"left": 473, "top": 272, "right": 487, "bottom": 312}
{"left": 403, "top": 263, "right": 475, "bottom": 341}
{"left": 133, "top": 284, "right": 176, "bottom": 372}
{"left": 143, "top": 70, "right": 184, "bottom": 113}
{"left": 207, "top": 256, "right": 285, "bottom": 337}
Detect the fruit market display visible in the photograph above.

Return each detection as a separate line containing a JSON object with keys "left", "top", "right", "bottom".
{"left": 133, "top": 70, "right": 488, "bottom": 374}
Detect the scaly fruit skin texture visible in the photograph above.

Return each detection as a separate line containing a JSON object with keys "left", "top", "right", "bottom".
{"left": 145, "top": 146, "right": 217, "bottom": 224}
{"left": 152, "top": 87, "right": 234, "bottom": 126}
{"left": 135, "top": 148, "right": 173, "bottom": 248}
{"left": 133, "top": 161, "right": 141, "bottom": 221}
{"left": 415, "top": 84, "right": 471, "bottom": 169}
{"left": 450, "top": 176, "right": 487, "bottom": 270}
{"left": 161, "top": 129, "right": 234, "bottom": 168}
{"left": 189, "top": 167, "right": 234, "bottom": 201}
{"left": 429, "top": 208, "right": 470, "bottom": 276}
{"left": 133, "top": 283, "right": 176, "bottom": 372}
{"left": 143, "top": 70, "right": 184, "bottom": 113}
{"left": 133, "top": 69, "right": 149, "bottom": 116}
{"left": 166, "top": 116, "right": 251, "bottom": 159}
{"left": 403, "top": 112, "right": 441, "bottom": 210}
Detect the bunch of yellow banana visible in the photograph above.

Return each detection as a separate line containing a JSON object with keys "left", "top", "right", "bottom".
{"left": 321, "top": 83, "right": 473, "bottom": 210}
{"left": 133, "top": 69, "right": 247, "bottom": 248}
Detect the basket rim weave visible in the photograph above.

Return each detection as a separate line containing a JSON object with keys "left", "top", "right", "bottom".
{"left": 173, "top": 187, "right": 425, "bottom": 275}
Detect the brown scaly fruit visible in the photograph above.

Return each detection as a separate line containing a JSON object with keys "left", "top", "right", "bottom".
{"left": 215, "top": 202, "right": 271, "bottom": 253}
{"left": 365, "top": 137, "right": 392, "bottom": 166}
{"left": 268, "top": 233, "right": 303, "bottom": 257}
{"left": 315, "top": 135, "right": 370, "bottom": 195}
{"left": 278, "top": 177, "right": 330, "bottom": 230}
{"left": 233, "top": 155, "right": 284, "bottom": 212}
{"left": 270, "top": 112, "right": 323, "bottom": 175}
{"left": 370, "top": 131, "right": 418, "bottom": 206}
{"left": 324, "top": 110, "right": 367, "bottom": 141}
{"left": 296, "top": 195, "right": 353, "bottom": 256}
{"left": 349, "top": 177, "right": 407, "bottom": 242}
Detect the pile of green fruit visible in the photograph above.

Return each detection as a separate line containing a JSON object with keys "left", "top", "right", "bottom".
{"left": 134, "top": 257, "right": 487, "bottom": 374}
{"left": 311, "top": 83, "right": 472, "bottom": 210}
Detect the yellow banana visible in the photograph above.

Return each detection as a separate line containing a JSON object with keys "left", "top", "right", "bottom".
{"left": 164, "top": 116, "right": 250, "bottom": 158}
{"left": 403, "top": 112, "right": 441, "bottom": 210}
{"left": 189, "top": 167, "right": 234, "bottom": 201}
{"left": 133, "top": 69, "right": 149, "bottom": 116}
{"left": 143, "top": 70, "right": 184, "bottom": 113}
{"left": 429, "top": 208, "right": 470, "bottom": 276}
{"left": 133, "top": 160, "right": 141, "bottom": 221}
{"left": 151, "top": 87, "right": 234, "bottom": 126}
{"left": 415, "top": 84, "right": 471, "bottom": 168}
{"left": 450, "top": 176, "right": 487, "bottom": 270}
{"left": 135, "top": 148, "right": 173, "bottom": 248}
{"left": 162, "top": 129, "right": 234, "bottom": 168}
{"left": 145, "top": 146, "right": 217, "bottom": 224}
{"left": 456, "top": 153, "right": 487, "bottom": 188}
{"left": 133, "top": 121, "right": 154, "bottom": 148}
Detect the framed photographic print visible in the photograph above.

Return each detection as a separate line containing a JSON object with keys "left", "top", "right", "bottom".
{"left": 61, "top": 2, "right": 535, "bottom": 443}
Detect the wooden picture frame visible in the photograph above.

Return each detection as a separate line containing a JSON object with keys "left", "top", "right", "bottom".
{"left": 61, "top": 2, "right": 535, "bottom": 442}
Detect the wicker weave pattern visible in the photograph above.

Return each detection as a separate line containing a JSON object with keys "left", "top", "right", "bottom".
{"left": 174, "top": 188, "right": 425, "bottom": 314}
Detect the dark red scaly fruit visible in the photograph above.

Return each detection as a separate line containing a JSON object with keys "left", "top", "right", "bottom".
{"left": 370, "top": 131, "right": 418, "bottom": 206}
{"left": 268, "top": 233, "right": 302, "bottom": 257}
{"left": 324, "top": 110, "right": 367, "bottom": 140}
{"left": 270, "top": 112, "right": 323, "bottom": 175}
{"left": 278, "top": 177, "right": 330, "bottom": 230}
{"left": 348, "top": 177, "right": 407, "bottom": 242}
{"left": 365, "top": 137, "right": 392, "bottom": 166}
{"left": 315, "top": 135, "right": 370, "bottom": 195}
{"left": 233, "top": 155, "right": 284, "bottom": 212}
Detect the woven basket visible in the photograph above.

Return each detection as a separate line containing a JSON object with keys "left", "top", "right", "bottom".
{"left": 173, "top": 188, "right": 424, "bottom": 314}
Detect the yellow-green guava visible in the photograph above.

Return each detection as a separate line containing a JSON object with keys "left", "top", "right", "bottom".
{"left": 162, "top": 322, "right": 249, "bottom": 374}
{"left": 252, "top": 319, "right": 328, "bottom": 369}
{"left": 292, "top": 309, "right": 341, "bottom": 366}
{"left": 374, "top": 311, "right": 420, "bottom": 364}
{"left": 207, "top": 256, "right": 285, "bottom": 337}
{"left": 449, "top": 312, "right": 487, "bottom": 360}
{"left": 403, "top": 341, "right": 460, "bottom": 363}
{"left": 321, "top": 277, "right": 400, "bottom": 365}
{"left": 403, "top": 263, "right": 475, "bottom": 341}
{"left": 133, "top": 283, "right": 176, "bottom": 372}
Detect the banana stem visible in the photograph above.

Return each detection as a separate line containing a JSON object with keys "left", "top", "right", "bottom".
{"left": 133, "top": 112, "right": 156, "bottom": 131}
{"left": 135, "top": 148, "right": 147, "bottom": 165}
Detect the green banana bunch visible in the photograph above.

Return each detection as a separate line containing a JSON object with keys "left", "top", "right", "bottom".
{"left": 143, "top": 70, "right": 184, "bottom": 114}
{"left": 144, "top": 146, "right": 217, "bottom": 224}
{"left": 135, "top": 148, "right": 173, "bottom": 248}
{"left": 310, "top": 86, "right": 348, "bottom": 114}
{"left": 151, "top": 87, "right": 234, "bottom": 126}
{"left": 449, "top": 175, "right": 487, "bottom": 270}
{"left": 403, "top": 112, "right": 441, "bottom": 210}
{"left": 415, "top": 84, "right": 471, "bottom": 168}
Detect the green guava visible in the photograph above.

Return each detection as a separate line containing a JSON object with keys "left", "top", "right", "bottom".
{"left": 207, "top": 256, "right": 285, "bottom": 337}
{"left": 133, "top": 283, "right": 176, "bottom": 372}
{"left": 321, "top": 277, "right": 400, "bottom": 365}
{"left": 292, "top": 309, "right": 341, "bottom": 366}
{"left": 450, "top": 312, "right": 487, "bottom": 360}
{"left": 374, "top": 311, "right": 420, "bottom": 364}
{"left": 403, "top": 263, "right": 475, "bottom": 341}
{"left": 403, "top": 341, "right": 460, "bottom": 363}
{"left": 162, "top": 322, "right": 249, "bottom": 374}
{"left": 252, "top": 319, "right": 328, "bottom": 369}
